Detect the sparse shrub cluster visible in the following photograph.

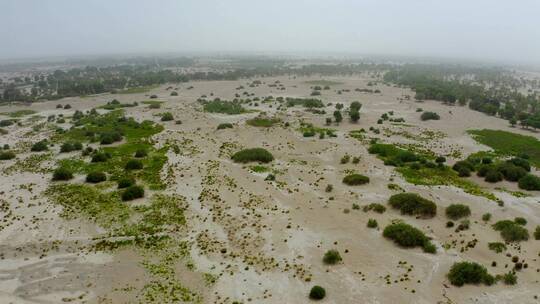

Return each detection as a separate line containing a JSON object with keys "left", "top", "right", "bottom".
{"left": 217, "top": 123, "right": 233, "bottom": 130}
{"left": 31, "top": 140, "right": 48, "bottom": 152}
{"left": 492, "top": 219, "right": 529, "bottom": 242}
{"left": 160, "top": 112, "right": 174, "bottom": 121}
{"left": 388, "top": 193, "right": 437, "bottom": 218}
{"left": 363, "top": 203, "right": 386, "bottom": 213}
{"left": 202, "top": 99, "right": 246, "bottom": 114}
{"left": 231, "top": 148, "right": 274, "bottom": 163}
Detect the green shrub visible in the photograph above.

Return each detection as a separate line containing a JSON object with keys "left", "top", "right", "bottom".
{"left": 488, "top": 242, "right": 506, "bottom": 253}
{"left": 420, "top": 111, "right": 440, "bottom": 121}
{"left": 493, "top": 220, "right": 529, "bottom": 242}
{"left": 86, "top": 171, "right": 107, "bottom": 183}
{"left": 91, "top": 152, "right": 111, "bottom": 163}
{"left": 246, "top": 117, "right": 280, "bottom": 127}
{"left": 231, "top": 148, "right": 274, "bottom": 163}
{"left": 309, "top": 285, "right": 326, "bottom": 300}
{"left": 125, "top": 159, "right": 143, "bottom": 170}
{"left": 52, "top": 167, "right": 73, "bottom": 181}
{"left": 0, "top": 151, "right": 15, "bottom": 160}
{"left": 0, "top": 120, "right": 14, "bottom": 127}
{"left": 500, "top": 272, "right": 517, "bottom": 285}
{"left": 134, "top": 149, "right": 147, "bottom": 158}
{"left": 122, "top": 185, "right": 144, "bottom": 201}
{"left": 217, "top": 123, "right": 233, "bottom": 130}
{"left": 203, "top": 99, "right": 246, "bottom": 114}
{"left": 342, "top": 174, "right": 370, "bottom": 185}
{"left": 482, "top": 213, "right": 492, "bottom": 222}
{"left": 60, "top": 141, "right": 82, "bottom": 153}
{"left": 117, "top": 177, "right": 135, "bottom": 189}
{"left": 534, "top": 226, "right": 540, "bottom": 240}
{"left": 31, "top": 140, "right": 48, "bottom": 152}
{"left": 367, "top": 219, "right": 378, "bottom": 228}
{"left": 388, "top": 193, "right": 436, "bottom": 218}
{"left": 514, "top": 217, "right": 527, "bottom": 226}
{"left": 383, "top": 222, "right": 435, "bottom": 253}
{"left": 363, "top": 203, "right": 386, "bottom": 213}
{"left": 518, "top": 174, "right": 540, "bottom": 190}
{"left": 322, "top": 249, "right": 342, "bottom": 265}
{"left": 485, "top": 169, "right": 503, "bottom": 183}
{"left": 447, "top": 262, "right": 494, "bottom": 286}
{"left": 161, "top": 112, "right": 174, "bottom": 121}
{"left": 445, "top": 204, "right": 471, "bottom": 220}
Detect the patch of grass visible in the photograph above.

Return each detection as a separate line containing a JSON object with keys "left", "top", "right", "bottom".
{"left": 202, "top": 99, "right": 246, "bottom": 114}
{"left": 468, "top": 129, "right": 540, "bottom": 167}
{"left": 246, "top": 116, "right": 280, "bottom": 127}
{"left": 250, "top": 165, "right": 269, "bottom": 173}
{"left": 1, "top": 109, "right": 37, "bottom": 117}
{"left": 116, "top": 85, "right": 159, "bottom": 94}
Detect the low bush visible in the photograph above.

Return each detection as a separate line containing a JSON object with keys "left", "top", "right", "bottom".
{"left": 367, "top": 219, "right": 378, "bottom": 228}
{"left": 122, "top": 185, "right": 144, "bottom": 201}
{"left": 231, "top": 148, "right": 274, "bottom": 163}
{"left": 388, "top": 193, "right": 436, "bottom": 218}
{"left": 421, "top": 111, "right": 440, "bottom": 121}
{"left": 488, "top": 242, "right": 506, "bottom": 253}
{"left": 134, "top": 149, "right": 147, "bottom": 158}
{"left": 117, "top": 177, "right": 135, "bottom": 189}
{"left": 383, "top": 222, "right": 435, "bottom": 253}
{"left": 52, "top": 167, "right": 73, "bottom": 181}
{"left": 0, "top": 151, "right": 15, "bottom": 160}
{"left": 322, "top": 249, "right": 342, "bottom": 265}
{"left": 518, "top": 174, "right": 540, "bottom": 190}
{"left": 447, "top": 262, "right": 494, "bottom": 286}
{"left": 500, "top": 272, "right": 517, "bottom": 285}
{"left": 445, "top": 204, "right": 471, "bottom": 220}
{"left": 161, "top": 112, "right": 174, "bottom": 121}
{"left": 534, "top": 226, "right": 540, "bottom": 240}
{"left": 342, "top": 174, "right": 370, "bottom": 185}
{"left": 31, "top": 140, "right": 48, "bottom": 152}
{"left": 125, "top": 159, "right": 143, "bottom": 170}
{"left": 363, "top": 203, "right": 386, "bottom": 213}
{"left": 217, "top": 123, "right": 233, "bottom": 130}
{"left": 86, "top": 171, "right": 106, "bottom": 183}
{"left": 91, "top": 152, "right": 111, "bottom": 163}
{"left": 309, "top": 285, "right": 326, "bottom": 300}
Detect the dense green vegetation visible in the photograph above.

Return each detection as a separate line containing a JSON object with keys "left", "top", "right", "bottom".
{"left": 445, "top": 204, "right": 471, "bottom": 220}
{"left": 492, "top": 219, "right": 529, "bottom": 242}
{"left": 322, "top": 249, "right": 342, "bottom": 265}
{"left": 246, "top": 116, "right": 280, "bottom": 127}
{"left": 388, "top": 193, "right": 437, "bottom": 218}
{"left": 309, "top": 286, "right": 326, "bottom": 300}
{"left": 468, "top": 129, "right": 540, "bottom": 167}
{"left": 447, "top": 262, "right": 494, "bottom": 286}
{"left": 383, "top": 222, "right": 436, "bottom": 253}
{"left": 420, "top": 111, "right": 440, "bottom": 121}
{"left": 231, "top": 148, "right": 274, "bottom": 163}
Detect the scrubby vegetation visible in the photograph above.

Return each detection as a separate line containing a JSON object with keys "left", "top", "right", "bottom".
{"left": 231, "top": 148, "right": 274, "bottom": 163}
{"left": 217, "top": 123, "right": 233, "bottom": 130}
{"left": 201, "top": 99, "right": 246, "bottom": 114}
{"left": 383, "top": 222, "right": 436, "bottom": 253}
{"left": 52, "top": 167, "right": 73, "bottom": 181}
{"left": 492, "top": 220, "right": 529, "bottom": 242}
{"left": 122, "top": 185, "right": 145, "bottom": 201}
{"left": 447, "top": 262, "right": 494, "bottom": 286}
{"left": 388, "top": 193, "right": 437, "bottom": 218}
{"left": 421, "top": 111, "right": 440, "bottom": 121}
{"left": 445, "top": 204, "right": 471, "bottom": 220}
{"left": 246, "top": 116, "right": 280, "bottom": 127}
{"left": 86, "top": 171, "right": 107, "bottom": 183}
{"left": 342, "top": 174, "right": 370, "bottom": 185}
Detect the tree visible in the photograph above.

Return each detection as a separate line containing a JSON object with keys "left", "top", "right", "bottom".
{"left": 333, "top": 110, "right": 343, "bottom": 124}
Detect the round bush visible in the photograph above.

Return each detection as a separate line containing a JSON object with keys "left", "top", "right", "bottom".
{"left": 161, "top": 112, "right": 174, "bottom": 121}
{"left": 484, "top": 169, "right": 503, "bottom": 183}
{"left": 125, "top": 159, "right": 143, "bottom": 170}
{"left": 518, "top": 174, "right": 540, "bottom": 191}
{"left": 445, "top": 204, "right": 471, "bottom": 220}
{"left": 91, "top": 152, "right": 111, "bottom": 163}
{"left": 231, "top": 148, "right": 274, "bottom": 163}
{"left": 342, "top": 174, "right": 370, "bottom": 185}
{"left": 52, "top": 167, "right": 73, "bottom": 181}
{"left": 309, "top": 286, "right": 326, "bottom": 300}
{"left": 86, "top": 171, "right": 106, "bottom": 183}
{"left": 388, "top": 193, "right": 436, "bottom": 218}
{"left": 420, "top": 111, "right": 440, "bottom": 121}
{"left": 447, "top": 262, "right": 494, "bottom": 286}
{"left": 322, "top": 250, "right": 342, "bottom": 265}
{"left": 122, "top": 185, "right": 144, "bottom": 201}
{"left": 117, "top": 177, "right": 135, "bottom": 189}
{"left": 383, "top": 222, "right": 435, "bottom": 253}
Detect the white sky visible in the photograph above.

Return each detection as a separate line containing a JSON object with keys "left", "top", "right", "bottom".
{"left": 1, "top": 0, "right": 539, "bottom": 64}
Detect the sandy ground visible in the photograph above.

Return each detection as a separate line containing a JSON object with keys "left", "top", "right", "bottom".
{"left": 0, "top": 74, "right": 539, "bottom": 303}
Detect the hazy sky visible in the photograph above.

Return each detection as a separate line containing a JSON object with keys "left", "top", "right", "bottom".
{"left": 1, "top": 0, "right": 540, "bottom": 64}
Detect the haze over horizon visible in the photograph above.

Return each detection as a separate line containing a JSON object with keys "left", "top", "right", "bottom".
{"left": 2, "top": 0, "right": 540, "bottom": 65}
